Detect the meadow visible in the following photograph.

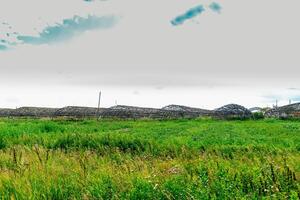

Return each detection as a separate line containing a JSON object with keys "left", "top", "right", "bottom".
{"left": 0, "top": 118, "right": 299, "bottom": 199}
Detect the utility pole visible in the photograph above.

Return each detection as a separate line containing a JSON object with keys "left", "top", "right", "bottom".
{"left": 96, "top": 91, "right": 101, "bottom": 120}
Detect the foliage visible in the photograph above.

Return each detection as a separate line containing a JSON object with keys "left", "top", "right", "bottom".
{"left": 253, "top": 112, "right": 265, "bottom": 120}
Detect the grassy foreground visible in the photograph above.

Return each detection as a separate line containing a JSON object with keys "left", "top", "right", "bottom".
{"left": 0, "top": 118, "right": 299, "bottom": 199}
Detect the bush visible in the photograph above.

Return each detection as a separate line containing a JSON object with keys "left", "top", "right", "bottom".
{"left": 252, "top": 112, "right": 264, "bottom": 120}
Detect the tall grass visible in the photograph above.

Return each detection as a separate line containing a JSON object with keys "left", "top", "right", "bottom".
{"left": 0, "top": 118, "right": 298, "bottom": 199}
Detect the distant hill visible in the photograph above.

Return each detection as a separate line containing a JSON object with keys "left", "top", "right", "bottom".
{"left": 2, "top": 103, "right": 300, "bottom": 119}
{"left": 214, "top": 104, "right": 252, "bottom": 119}
{"left": 265, "top": 103, "right": 300, "bottom": 118}
{"left": 161, "top": 104, "right": 212, "bottom": 114}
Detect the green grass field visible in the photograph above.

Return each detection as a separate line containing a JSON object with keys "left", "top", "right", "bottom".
{"left": 0, "top": 118, "right": 299, "bottom": 199}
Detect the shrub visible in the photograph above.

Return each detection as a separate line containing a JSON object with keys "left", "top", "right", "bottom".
{"left": 252, "top": 112, "right": 264, "bottom": 120}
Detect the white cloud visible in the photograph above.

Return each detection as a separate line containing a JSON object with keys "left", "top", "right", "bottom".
{"left": 1, "top": 0, "right": 299, "bottom": 71}
{"left": 0, "top": 0, "right": 300, "bottom": 108}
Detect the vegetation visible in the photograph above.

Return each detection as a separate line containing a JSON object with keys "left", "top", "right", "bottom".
{"left": 0, "top": 118, "right": 299, "bottom": 199}
{"left": 252, "top": 112, "right": 265, "bottom": 120}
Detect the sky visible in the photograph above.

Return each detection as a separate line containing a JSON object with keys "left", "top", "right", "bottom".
{"left": 0, "top": 0, "right": 300, "bottom": 109}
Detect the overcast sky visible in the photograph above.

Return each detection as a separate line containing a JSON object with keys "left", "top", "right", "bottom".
{"left": 0, "top": 0, "right": 299, "bottom": 109}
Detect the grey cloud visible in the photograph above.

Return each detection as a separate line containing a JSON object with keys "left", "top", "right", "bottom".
{"left": 1, "top": 0, "right": 300, "bottom": 89}
{"left": 288, "top": 88, "right": 300, "bottom": 91}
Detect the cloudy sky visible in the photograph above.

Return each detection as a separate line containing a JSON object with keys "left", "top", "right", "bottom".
{"left": 0, "top": 0, "right": 299, "bottom": 109}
